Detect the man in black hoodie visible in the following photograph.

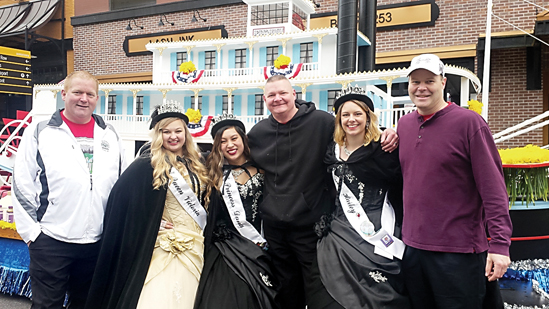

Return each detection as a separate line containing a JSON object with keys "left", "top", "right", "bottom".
{"left": 248, "top": 75, "right": 398, "bottom": 309}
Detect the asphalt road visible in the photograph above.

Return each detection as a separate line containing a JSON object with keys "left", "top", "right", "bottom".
{"left": 0, "top": 279, "right": 547, "bottom": 309}
{"left": 0, "top": 293, "right": 30, "bottom": 309}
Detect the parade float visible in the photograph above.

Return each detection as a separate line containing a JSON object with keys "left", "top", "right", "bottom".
{"left": 0, "top": 111, "right": 31, "bottom": 297}
{"left": 12, "top": 0, "right": 549, "bottom": 301}
{"left": 498, "top": 145, "right": 549, "bottom": 263}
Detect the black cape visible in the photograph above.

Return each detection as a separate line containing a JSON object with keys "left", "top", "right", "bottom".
{"left": 85, "top": 157, "right": 168, "bottom": 309}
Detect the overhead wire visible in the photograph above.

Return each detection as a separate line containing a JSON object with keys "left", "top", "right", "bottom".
{"left": 490, "top": 12, "right": 549, "bottom": 47}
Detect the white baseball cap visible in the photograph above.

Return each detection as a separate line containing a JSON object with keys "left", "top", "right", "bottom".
{"left": 407, "top": 54, "right": 445, "bottom": 77}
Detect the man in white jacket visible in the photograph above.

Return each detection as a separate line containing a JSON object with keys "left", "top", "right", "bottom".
{"left": 13, "top": 71, "right": 126, "bottom": 309}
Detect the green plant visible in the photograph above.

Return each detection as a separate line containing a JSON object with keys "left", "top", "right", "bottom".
{"left": 504, "top": 166, "right": 549, "bottom": 207}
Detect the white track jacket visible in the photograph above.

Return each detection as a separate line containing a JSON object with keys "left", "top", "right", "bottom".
{"left": 12, "top": 110, "right": 126, "bottom": 244}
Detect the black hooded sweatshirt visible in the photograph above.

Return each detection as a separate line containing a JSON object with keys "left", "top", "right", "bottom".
{"left": 248, "top": 100, "right": 335, "bottom": 227}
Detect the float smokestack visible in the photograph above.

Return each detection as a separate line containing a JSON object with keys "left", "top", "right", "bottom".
{"left": 358, "top": 0, "right": 376, "bottom": 72}
{"left": 336, "top": 0, "right": 358, "bottom": 74}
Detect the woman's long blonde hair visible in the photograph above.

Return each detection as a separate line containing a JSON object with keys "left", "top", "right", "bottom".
{"left": 206, "top": 125, "right": 251, "bottom": 192}
{"left": 150, "top": 117, "right": 211, "bottom": 206}
{"left": 334, "top": 99, "right": 381, "bottom": 147}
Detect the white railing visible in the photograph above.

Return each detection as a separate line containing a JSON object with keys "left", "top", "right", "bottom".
{"left": 162, "top": 63, "right": 320, "bottom": 84}
{"left": 237, "top": 115, "right": 267, "bottom": 132}
{"left": 201, "top": 67, "right": 265, "bottom": 82}
{"left": 377, "top": 106, "right": 416, "bottom": 129}
{"left": 99, "top": 114, "right": 151, "bottom": 139}
{"left": 493, "top": 110, "right": 549, "bottom": 144}
{"left": 0, "top": 112, "right": 33, "bottom": 180}
{"left": 99, "top": 107, "right": 418, "bottom": 143}
{"left": 100, "top": 114, "right": 268, "bottom": 141}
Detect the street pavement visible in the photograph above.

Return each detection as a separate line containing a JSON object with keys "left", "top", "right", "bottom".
{"left": 0, "top": 280, "right": 547, "bottom": 309}
{"left": 0, "top": 292, "right": 30, "bottom": 309}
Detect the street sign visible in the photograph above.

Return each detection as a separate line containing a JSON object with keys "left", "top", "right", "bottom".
{"left": 0, "top": 46, "right": 32, "bottom": 95}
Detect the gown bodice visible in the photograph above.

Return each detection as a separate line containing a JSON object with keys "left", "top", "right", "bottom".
{"left": 234, "top": 172, "right": 264, "bottom": 232}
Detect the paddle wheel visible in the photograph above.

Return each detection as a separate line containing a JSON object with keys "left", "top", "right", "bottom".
{"left": 0, "top": 110, "right": 33, "bottom": 186}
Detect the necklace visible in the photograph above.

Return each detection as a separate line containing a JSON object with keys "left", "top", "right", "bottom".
{"left": 232, "top": 168, "right": 246, "bottom": 179}
{"left": 343, "top": 144, "right": 353, "bottom": 156}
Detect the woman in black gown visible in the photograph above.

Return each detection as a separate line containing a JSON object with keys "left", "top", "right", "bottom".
{"left": 194, "top": 116, "right": 278, "bottom": 309}
{"left": 315, "top": 86, "right": 411, "bottom": 308}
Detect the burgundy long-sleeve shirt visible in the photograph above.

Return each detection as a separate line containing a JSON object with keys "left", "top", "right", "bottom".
{"left": 397, "top": 103, "right": 512, "bottom": 256}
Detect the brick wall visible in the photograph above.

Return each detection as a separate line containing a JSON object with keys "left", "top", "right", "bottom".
{"left": 487, "top": 48, "right": 544, "bottom": 148}
{"left": 374, "top": 0, "right": 548, "bottom": 147}
{"left": 73, "top": 4, "right": 249, "bottom": 76}
{"left": 376, "top": 0, "right": 539, "bottom": 53}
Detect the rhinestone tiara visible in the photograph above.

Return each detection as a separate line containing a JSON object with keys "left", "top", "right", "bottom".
{"left": 334, "top": 85, "right": 367, "bottom": 101}
{"left": 212, "top": 113, "right": 237, "bottom": 124}
{"left": 158, "top": 100, "right": 184, "bottom": 115}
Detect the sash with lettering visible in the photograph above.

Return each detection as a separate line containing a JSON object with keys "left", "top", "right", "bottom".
{"left": 222, "top": 172, "right": 266, "bottom": 244}
{"left": 169, "top": 167, "right": 207, "bottom": 230}
{"left": 333, "top": 170, "right": 405, "bottom": 260}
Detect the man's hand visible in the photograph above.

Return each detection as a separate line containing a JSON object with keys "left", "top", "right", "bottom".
{"left": 380, "top": 128, "right": 399, "bottom": 153}
{"left": 159, "top": 220, "right": 174, "bottom": 231}
{"left": 485, "top": 253, "right": 510, "bottom": 281}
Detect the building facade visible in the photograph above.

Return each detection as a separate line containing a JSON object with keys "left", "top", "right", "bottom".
{"left": 58, "top": 0, "right": 548, "bottom": 150}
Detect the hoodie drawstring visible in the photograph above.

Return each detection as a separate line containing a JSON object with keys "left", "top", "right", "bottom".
{"left": 274, "top": 122, "right": 279, "bottom": 188}
{"left": 288, "top": 122, "right": 293, "bottom": 162}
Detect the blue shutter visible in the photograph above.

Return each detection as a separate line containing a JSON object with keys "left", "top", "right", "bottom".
{"left": 189, "top": 51, "right": 193, "bottom": 63}
{"left": 184, "top": 96, "right": 191, "bottom": 110}
{"left": 233, "top": 95, "right": 242, "bottom": 115}
{"left": 171, "top": 52, "right": 177, "bottom": 71}
{"left": 306, "top": 91, "right": 312, "bottom": 102}
{"left": 247, "top": 94, "right": 255, "bottom": 116}
{"left": 259, "top": 47, "right": 266, "bottom": 66}
{"left": 218, "top": 50, "right": 223, "bottom": 70}
{"left": 100, "top": 96, "right": 105, "bottom": 114}
{"left": 293, "top": 43, "right": 300, "bottom": 64}
{"left": 215, "top": 95, "right": 223, "bottom": 115}
{"left": 127, "top": 97, "right": 133, "bottom": 115}
{"left": 246, "top": 48, "right": 251, "bottom": 68}
{"left": 313, "top": 41, "right": 318, "bottom": 62}
{"left": 319, "top": 91, "right": 328, "bottom": 111}
{"left": 229, "top": 49, "right": 235, "bottom": 69}
{"left": 202, "top": 96, "right": 210, "bottom": 115}
{"left": 115, "top": 95, "right": 122, "bottom": 115}
{"left": 143, "top": 96, "right": 151, "bottom": 116}
{"left": 198, "top": 51, "right": 205, "bottom": 70}
{"left": 278, "top": 45, "right": 282, "bottom": 57}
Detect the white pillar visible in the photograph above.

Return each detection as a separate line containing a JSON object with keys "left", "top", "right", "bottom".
{"left": 481, "top": 0, "right": 493, "bottom": 121}
{"left": 460, "top": 77, "right": 470, "bottom": 107}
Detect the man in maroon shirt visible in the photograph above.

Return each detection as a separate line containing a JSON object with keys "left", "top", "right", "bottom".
{"left": 397, "top": 54, "right": 512, "bottom": 309}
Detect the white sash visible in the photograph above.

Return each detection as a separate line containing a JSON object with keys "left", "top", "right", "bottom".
{"left": 333, "top": 169, "right": 405, "bottom": 260}
{"left": 222, "top": 172, "right": 266, "bottom": 244}
{"left": 169, "top": 167, "right": 207, "bottom": 230}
